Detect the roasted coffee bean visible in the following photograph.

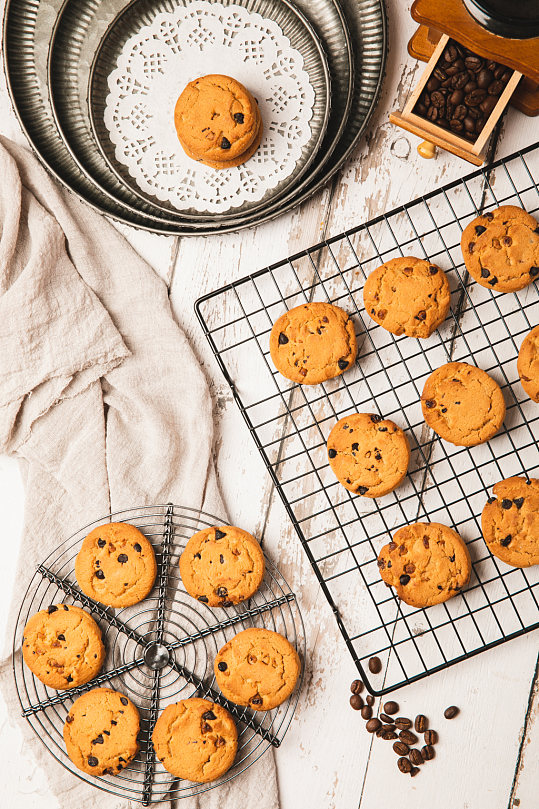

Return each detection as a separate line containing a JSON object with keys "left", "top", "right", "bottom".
{"left": 433, "top": 67, "right": 447, "bottom": 82}
{"left": 415, "top": 102, "right": 427, "bottom": 116}
{"left": 465, "top": 89, "right": 487, "bottom": 106}
{"left": 450, "top": 119, "right": 464, "bottom": 132}
{"left": 350, "top": 679, "right": 364, "bottom": 695}
{"left": 366, "top": 718, "right": 381, "bottom": 733}
{"left": 375, "top": 727, "right": 384, "bottom": 737}
{"left": 431, "top": 91, "right": 446, "bottom": 109}
{"left": 410, "top": 748, "right": 423, "bottom": 766}
{"left": 383, "top": 730, "right": 399, "bottom": 741}
{"left": 451, "top": 72, "right": 469, "bottom": 90}
{"left": 415, "top": 714, "right": 428, "bottom": 733}
{"left": 464, "top": 116, "right": 475, "bottom": 133}
{"left": 394, "top": 717, "right": 412, "bottom": 730}
{"left": 450, "top": 89, "right": 464, "bottom": 106}
{"left": 454, "top": 104, "right": 467, "bottom": 120}
{"left": 369, "top": 656, "right": 382, "bottom": 674}
{"left": 480, "top": 95, "right": 498, "bottom": 116}
{"left": 399, "top": 730, "right": 418, "bottom": 745}
{"left": 427, "top": 106, "right": 438, "bottom": 122}
{"left": 426, "top": 77, "right": 440, "bottom": 92}
{"left": 488, "top": 80, "right": 504, "bottom": 96}
{"left": 493, "top": 64, "right": 505, "bottom": 79}
{"left": 444, "top": 705, "right": 459, "bottom": 719}
{"left": 443, "top": 44, "right": 458, "bottom": 63}
{"left": 381, "top": 724, "right": 397, "bottom": 733}
{"left": 477, "top": 69, "right": 493, "bottom": 89}
{"left": 424, "top": 729, "right": 438, "bottom": 745}
{"left": 397, "top": 757, "right": 412, "bottom": 774}
{"left": 380, "top": 713, "right": 393, "bottom": 723}
{"left": 350, "top": 694, "right": 363, "bottom": 711}
{"left": 384, "top": 701, "right": 399, "bottom": 715}
{"left": 393, "top": 741, "right": 409, "bottom": 756}
{"left": 465, "top": 55, "right": 482, "bottom": 73}
{"left": 445, "top": 64, "right": 460, "bottom": 77}
{"left": 361, "top": 705, "right": 373, "bottom": 720}
{"left": 410, "top": 767, "right": 420, "bottom": 778}
{"left": 422, "top": 744, "right": 435, "bottom": 761}
{"left": 468, "top": 105, "right": 481, "bottom": 119}
{"left": 501, "top": 69, "right": 512, "bottom": 84}
{"left": 366, "top": 694, "right": 375, "bottom": 706}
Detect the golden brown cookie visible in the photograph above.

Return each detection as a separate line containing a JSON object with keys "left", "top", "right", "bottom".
{"left": 481, "top": 477, "right": 539, "bottom": 567}
{"left": 180, "top": 525, "right": 265, "bottom": 607}
{"left": 269, "top": 302, "right": 357, "bottom": 385}
{"left": 214, "top": 627, "right": 300, "bottom": 711}
{"left": 377, "top": 522, "right": 471, "bottom": 608}
{"left": 327, "top": 413, "right": 410, "bottom": 498}
{"left": 75, "top": 522, "right": 157, "bottom": 608}
{"left": 152, "top": 698, "right": 237, "bottom": 783}
{"left": 174, "top": 74, "right": 259, "bottom": 163}
{"left": 421, "top": 361, "right": 505, "bottom": 446}
{"left": 63, "top": 688, "right": 140, "bottom": 776}
{"left": 182, "top": 109, "right": 263, "bottom": 170}
{"left": 518, "top": 325, "right": 539, "bottom": 402}
{"left": 461, "top": 205, "right": 539, "bottom": 293}
{"left": 363, "top": 257, "right": 451, "bottom": 338}
{"left": 22, "top": 604, "right": 104, "bottom": 690}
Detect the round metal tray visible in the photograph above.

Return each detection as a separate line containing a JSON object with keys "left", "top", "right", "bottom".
{"left": 13, "top": 504, "right": 305, "bottom": 803}
{"left": 85, "top": 0, "right": 331, "bottom": 219}
{"left": 2, "top": 0, "right": 387, "bottom": 234}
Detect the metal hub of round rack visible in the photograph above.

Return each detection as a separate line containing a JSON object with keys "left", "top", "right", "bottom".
{"left": 13, "top": 504, "right": 305, "bottom": 804}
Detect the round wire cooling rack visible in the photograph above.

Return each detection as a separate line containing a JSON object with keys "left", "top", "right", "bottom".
{"left": 13, "top": 504, "right": 306, "bottom": 804}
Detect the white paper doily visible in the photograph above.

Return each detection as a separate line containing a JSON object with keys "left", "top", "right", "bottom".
{"left": 102, "top": 2, "right": 317, "bottom": 213}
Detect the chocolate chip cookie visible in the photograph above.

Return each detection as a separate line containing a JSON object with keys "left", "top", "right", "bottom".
{"left": 63, "top": 688, "right": 140, "bottom": 776}
{"left": 180, "top": 525, "right": 265, "bottom": 607}
{"left": 174, "top": 74, "right": 260, "bottom": 165}
{"left": 182, "top": 108, "right": 263, "bottom": 170}
{"left": 482, "top": 477, "right": 539, "bottom": 567}
{"left": 518, "top": 325, "right": 539, "bottom": 402}
{"left": 152, "top": 698, "right": 237, "bottom": 783}
{"left": 327, "top": 413, "right": 410, "bottom": 498}
{"left": 461, "top": 205, "right": 539, "bottom": 293}
{"left": 378, "top": 522, "right": 471, "bottom": 608}
{"left": 214, "top": 627, "right": 300, "bottom": 711}
{"left": 421, "top": 361, "right": 505, "bottom": 446}
{"left": 75, "top": 522, "right": 157, "bottom": 608}
{"left": 363, "top": 257, "right": 451, "bottom": 338}
{"left": 22, "top": 604, "right": 105, "bottom": 689}
{"left": 270, "top": 302, "right": 357, "bottom": 385}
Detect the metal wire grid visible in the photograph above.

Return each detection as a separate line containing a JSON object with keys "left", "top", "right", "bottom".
{"left": 195, "top": 142, "right": 539, "bottom": 696}
{"left": 13, "top": 505, "right": 305, "bottom": 804}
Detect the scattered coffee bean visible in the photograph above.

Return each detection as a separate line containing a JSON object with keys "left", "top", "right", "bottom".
{"left": 381, "top": 724, "right": 397, "bottom": 733}
{"left": 395, "top": 717, "right": 412, "bottom": 730}
{"left": 369, "top": 656, "right": 382, "bottom": 674}
{"left": 444, "top": 705, "right": 459, "bottom": 719}
{"left": 382, "top": 730, "right": 398, "bottom": 741}
{"left": 410, "top": 767, "right": 420, "bottom": 778}
{"left": 361, "top": 705, "right": 373, "bottom": 720}
{"left": 366, "top": 718, "right": 381, "bottom": 733}
{"left": 350, "top": 679, "right": 364, "bottom": 695}
{"left": 350, "top": 694, "right": 363, "bottom": 711}
{"left": 399, "top": 730, "right": 418, "bottom": 745}
{"left": 422, "top": 744, "right": 435, "bottom": 760}
{"left": 410, "top": 748, "right": 423, "bottom": 766}
{"left": 393, "top": 741, "right": 409, "bottom": 756}
{"left": 384, "top": 701, "right": 399, "bottom": 715}
{"left": 415, "top": 714, "right": 428, "bottom": 733}
{"left": 380, "top": 713, "right": 393, "bottom": 723}
{"left": 424, "top": 729, "right": 438, "bottom": 745}
{"left": 398, "top": 757, "right": 412, "bottom": 774}
{"left": 366, "top": 695, "right": 374, "bottom": 706}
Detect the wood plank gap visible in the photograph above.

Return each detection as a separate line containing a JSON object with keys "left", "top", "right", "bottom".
{"left": 166, "top": 235, "right": 181, "bottom": 291}
{"left": 507, "top": 650, "right": 539, "bottom": 809}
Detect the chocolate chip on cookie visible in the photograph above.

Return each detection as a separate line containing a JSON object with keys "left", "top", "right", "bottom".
{"left": 378, "top": 523, "right": 471, "bottom": 607}
{"left": 421, "top": 361, "right": 505, "bottom": 446}
{"left": 461, "top": 205, "right": 539, "bottom": 293}
{"left": 180, "top": 525, "right": 265, "bottom": 606}
{"left": 363, "top": 257, "right": 451, "bottom": 338}
{"left": 270, "top": 302, "right": 357, "bottom": 385}
{"left": 327, "top": 413, "right": 410, "bottom": 497}
{"left": 482, "top": 477, "right": 539, "bottom": 567}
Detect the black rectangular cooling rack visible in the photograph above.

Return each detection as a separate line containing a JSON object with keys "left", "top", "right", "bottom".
{"left": 196, "top": 142, "right": 539, "bottom": 695}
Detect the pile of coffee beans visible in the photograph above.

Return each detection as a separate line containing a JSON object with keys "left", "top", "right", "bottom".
{"left": 349, "top": 679, "right": 460, "bottom": 777}
{"left": 413, "top": 39, "right": 514, "bottom": 142}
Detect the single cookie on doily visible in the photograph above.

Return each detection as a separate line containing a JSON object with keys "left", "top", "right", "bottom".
{"left": 180, "top": 525, "right": 265, "bottom": 606}
{"left": 377, "top": 522, "right": 471, "bottom": 608}
{"left": 22, "top": 604, "right": 105, "bottom": 690}
{"left": 270, "top": 302, "right": 357, "bottom": 385}
{"left": 421, "top": 361, "right": 505, "bottom": 446}
{"left": 214, "top": 627, "right": 300, "bottom": 711}
{"left": 363, "top": 257, "right": 451, "bottom": 338}
{"left": 63, "top": 688, "right": 140, "bottom": 776}
{"left": 174, "top": 74, "right": 261, "bottom": 166}
{"left": 152, "top": 698, "right": 237, "bottom": 782}
{"left": 75, "top": 522, "right": 157, "bottom": 608}
{"left": 327, "top": 413, "right": 410, "bottom": 498}
{"left": 518, "top": 325, "right": 539, "bottom": 402}
{"left": 482, "top": 477, "right": 539, "bottom": 567}
{"left": 461, "top": 205, "right": 539, "bottom": 293}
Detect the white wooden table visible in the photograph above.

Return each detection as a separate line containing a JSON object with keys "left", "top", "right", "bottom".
{"left": 0, "top": 1, "right": 538, "bottom": 806}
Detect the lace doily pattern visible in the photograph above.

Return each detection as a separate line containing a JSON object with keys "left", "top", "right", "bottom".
{"left": 103, "top": 2, "right": 317, "bottom": 213}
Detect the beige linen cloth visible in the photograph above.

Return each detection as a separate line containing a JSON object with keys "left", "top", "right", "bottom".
{"left": 0, "top": 135, "right": 279, "bottom": 809}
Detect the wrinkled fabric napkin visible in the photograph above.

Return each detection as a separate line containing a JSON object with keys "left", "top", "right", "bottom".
{"left": 0, "top": 135, "right": 278, "bottom": 809}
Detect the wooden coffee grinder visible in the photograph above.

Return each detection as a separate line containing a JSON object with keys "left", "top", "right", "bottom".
{"left": 390, "top": 0, "right": 539, "bottom": 165}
